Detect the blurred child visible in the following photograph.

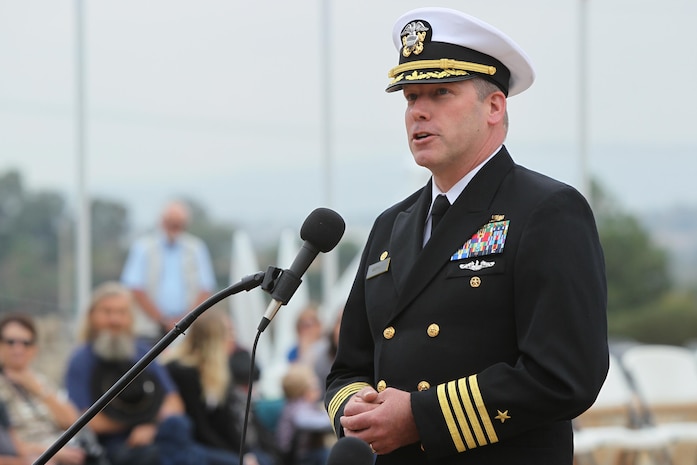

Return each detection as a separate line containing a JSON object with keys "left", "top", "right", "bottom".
{"left": 276, "top": 364, "right": 332, "bottom": 465}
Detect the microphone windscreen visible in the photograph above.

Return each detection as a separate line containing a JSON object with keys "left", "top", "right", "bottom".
{"left": 300, "top": 207, "right": 345, "bottom": 253}
{"left": 326, "top": 436, "right": 375, "bottom": 465}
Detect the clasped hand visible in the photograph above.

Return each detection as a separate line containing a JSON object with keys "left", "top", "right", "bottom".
{"left": 339, "top": 386, "right": 419, "bottom": 455}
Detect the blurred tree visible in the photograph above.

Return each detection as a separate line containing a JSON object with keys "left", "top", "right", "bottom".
{"left": 608, "top": 290, "right": 697, "bottom": 345}
{"left": 592, "top": 180, "right": 697, "bottom": 345}
{"left": 0, "top": 171, "right": 66, "bottom": 315}
{"left": 0, "top": 170, "right": 24, "bottom": 259}
{"left": 600, "top": 214, "right": 671, "bottom": 313}
{"left": 0, "top": 170, "right": 134, "bottom": 315}
{"left": 592, "top": 181, "right": 671, "bottom": 314}
{"left": 91, "top": 198, "right": 130, "bottom": 285}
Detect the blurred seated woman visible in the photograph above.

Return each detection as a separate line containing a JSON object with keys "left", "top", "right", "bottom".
{"left": 165, "top": 309, "right": 278, "bottom": 465}
{"left": 0, "top": 313, "right": 102, "bottom": 465}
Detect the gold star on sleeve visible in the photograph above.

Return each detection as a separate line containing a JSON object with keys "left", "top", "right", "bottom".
{"left": 494, "top": 410, "right": 511, "bottom": 423}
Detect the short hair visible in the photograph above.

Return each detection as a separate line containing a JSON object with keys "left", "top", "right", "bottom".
{"left": 282, "top": 363, "right": 317, "bottom": 401}
{"left": 0, "top": 313, "right": 37, "bottom": 342}
{"left": 471, "top": 77, "right": 500, "bottom": 101}
{"left": 471, "top": 77, "right": 509, "bottom": 132}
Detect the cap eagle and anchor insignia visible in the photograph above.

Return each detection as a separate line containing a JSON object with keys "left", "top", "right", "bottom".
{"left": 401, "top": 21, "right": 430, "bottom": 57}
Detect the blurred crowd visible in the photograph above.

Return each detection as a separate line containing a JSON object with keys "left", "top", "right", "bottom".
{"left": 0, "top": 201, "right": 340, "bottom": 465}
{"left": 0, "top": 290, "right": 340, "bottom": 465}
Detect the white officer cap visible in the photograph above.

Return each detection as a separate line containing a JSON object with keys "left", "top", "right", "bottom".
{"left": 386, "top": 7, "right": 535, "bottom": 97}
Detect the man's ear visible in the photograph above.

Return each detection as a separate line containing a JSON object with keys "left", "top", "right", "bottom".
{"left": 487, "top": 92, "right": 507, "bottom": 125}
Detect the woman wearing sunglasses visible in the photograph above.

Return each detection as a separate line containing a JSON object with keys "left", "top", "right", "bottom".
{"left": 0, "top": 313, "right": 89, "bottom": 465}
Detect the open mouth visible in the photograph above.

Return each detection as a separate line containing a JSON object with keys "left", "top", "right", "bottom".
{"left": 414, "top": 132, "right": 432, "bottom": 141}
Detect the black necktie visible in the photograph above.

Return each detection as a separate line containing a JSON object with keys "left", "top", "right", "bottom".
{"left": 431, "top": 194, "right": 450, "bottom": 232}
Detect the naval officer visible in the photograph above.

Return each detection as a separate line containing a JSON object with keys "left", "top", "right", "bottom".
{"left": 325, "top": 7, "right": 609, "bottom": 464}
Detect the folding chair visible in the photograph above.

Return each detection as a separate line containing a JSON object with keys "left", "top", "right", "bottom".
{"left": 573, "top": 354, "right": 674, "bottom": 465}
{"left": 621, "top": 345, "right": 697, "bottom": 464}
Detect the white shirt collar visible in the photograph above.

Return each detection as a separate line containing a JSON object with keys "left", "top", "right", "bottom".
{"left": 429, "top": 145, "right": 502, "bottom": 211}
{"left": 422, "top": 146, "right": 501, "bottom": 246}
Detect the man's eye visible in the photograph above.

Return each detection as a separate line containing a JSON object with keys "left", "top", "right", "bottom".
{"left": 405, "top": 94, "right": 417, "bottom": 102}
{"left": 436, "top": 88, "right": 450, "bottom": 95}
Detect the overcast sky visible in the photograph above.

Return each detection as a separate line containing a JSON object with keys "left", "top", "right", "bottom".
{"left": 1, "top": 0, "right": 695, "bottom": 237}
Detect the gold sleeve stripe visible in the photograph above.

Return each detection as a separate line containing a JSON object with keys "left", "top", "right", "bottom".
{"left": 327, "top": 382, "right": 371, "bottom": 424}
{"left": 437, "top": 375, "right": 502, "bottom": 451}
{"left": 458, "top": 377, "right": 487, "bottom": 447}
{"left": 437, "top": 383, "right": 466, "bottom": 452}
{"left": 468, "top": 375, "right": 499, "bottom": 444}
{"left": 448, "top": 381, "right": 477, "bottom": 449}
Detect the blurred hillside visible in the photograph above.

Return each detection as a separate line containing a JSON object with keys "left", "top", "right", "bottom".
{"left": 2, "top": 168, "right": 697, "bottom": 361}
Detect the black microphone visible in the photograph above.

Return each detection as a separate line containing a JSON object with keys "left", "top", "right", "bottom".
{"left": 257, "top": 207, "right": 345, "bottom": 332}
{"left": 327, "top": 437, "right": 375, "bottom": 465}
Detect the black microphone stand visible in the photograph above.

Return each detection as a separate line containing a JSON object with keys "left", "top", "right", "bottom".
{"left": 33, "top": 271, "right": 267, "bottom": 465}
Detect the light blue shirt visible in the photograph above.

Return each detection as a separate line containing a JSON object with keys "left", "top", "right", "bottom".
{"left": 121, "top": 232, "right": 216, "bottom": 318}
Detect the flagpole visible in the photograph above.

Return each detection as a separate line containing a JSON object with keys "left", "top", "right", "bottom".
{"left": 579, "top": 0, "right": 591, "bottom": 205}
{"left": 320, "top": 0, "right": 338, "bottom": 302}
{"left": 75, "top": 0, "right": 91, "bottom": 317}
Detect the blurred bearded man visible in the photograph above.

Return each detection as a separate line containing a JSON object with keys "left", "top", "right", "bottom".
{"left": 91, "top": 328, "right": 136, "bottom": 362}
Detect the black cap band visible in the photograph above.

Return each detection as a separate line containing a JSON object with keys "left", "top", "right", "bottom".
{"left": 387, "top": 41, "right": 511, "bottom": 95}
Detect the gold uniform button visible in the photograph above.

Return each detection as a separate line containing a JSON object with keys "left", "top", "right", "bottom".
{"left": 470, "top": 276, "right": 481, "bottom": 287}
{"left": 383, "top": 326, "right": 395, "bottom": 340}
{"left": 417, "top": 381, "right": 430, "bottom": 391}
{"left": 377, "top": 380, "right": 387, "bottom": 392}
{"left": 380, "top": 251, "right": 389, "bottom": 261}
{"left": 427, "top": 323, "right": 440, "bottom": 337}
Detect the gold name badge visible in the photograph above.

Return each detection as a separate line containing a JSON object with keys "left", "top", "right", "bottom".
{"left": 367, "top": 257, "right": 391, "bottom": 279}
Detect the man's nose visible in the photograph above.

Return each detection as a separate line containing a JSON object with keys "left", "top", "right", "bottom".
{"left": 408, "top": 100, "right": 431, "bottom": 120}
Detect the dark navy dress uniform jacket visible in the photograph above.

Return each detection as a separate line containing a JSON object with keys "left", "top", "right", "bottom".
{"left": 325, "top": 147, "right": 609, "bottom": 464}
